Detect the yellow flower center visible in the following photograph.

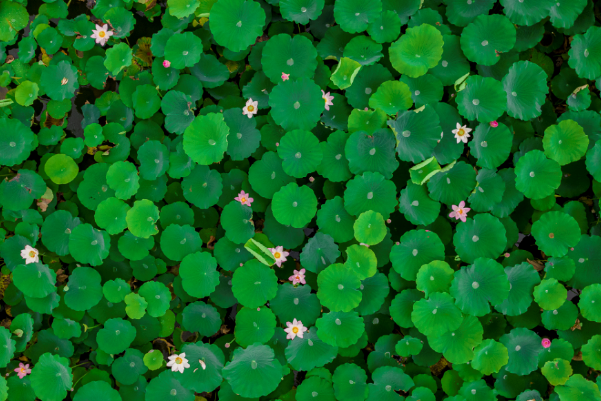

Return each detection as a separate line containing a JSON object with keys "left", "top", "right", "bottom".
{"left": 457, "top": 129, "right": 465, "bottom": 136}
{"left": 292, "top": 327, "right": 299, "bottom": 334}
{"left": 20, "top": 368, "right": 25, "bottom": 373}
{"left": 99, "top": 31, "right": 106, "bottom": 38}
{"left": 247, "top": 105, "right": 255, "bottom": 112}
{"left": 458, "top": 209, "right": 463, "bottom": 215}
{"left": 296, "top": 276, "right": 300, "bottom": 280}
{"left": 29, "top": 251, "right": 36, "bottom": 258}
{"left": 240, "top": 197, "right": 246, "bottom": 203}
{"left": 324, "top": 98, "right": 328, "bottom": 104}
{"left": 175, "top": 357, "right": 182, "bottom": 364}
{"left": 274, "top": 252, "right": 281, "bottom": 259}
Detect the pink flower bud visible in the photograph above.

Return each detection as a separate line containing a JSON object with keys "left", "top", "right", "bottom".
{"left": 163, "top": 60, "right": 171, "bottom": 68}
{"left": 386, "top": 219, "right": 391, "bottom": 224}
{"left": 542, "top": 338, "right": 551, "bottom": 348}
{"left": 309, "top": 177, "right": 315, "bottom": 182}
{"left": 490, "top": 121, "right": 498, "bottom": 128}
{"left": 225, "top": 343, "right": 230, "bottom": 348}
{"left": 504, "top": 253, "right": 510, "bottom": 257}
{"left": 276, "top": 142, "right": 279, "bottom": 147}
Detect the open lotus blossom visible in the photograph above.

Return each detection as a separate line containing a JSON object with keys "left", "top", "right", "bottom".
{"left": 14, "top": 363, "right": 31, "bottom": 379}
{"left": 91, "top": 24, "right": 114, "bottom": 46}
{"left": 284, "top": 319, "right": 307, "bottom": 340}
{"left": 289, "top": 268, "right": 306, "bottom": 285}
{"left": 542, "top": 338, "right": 551, "bottom": 348}
{"left": 269, "top": 245, "right": 289, "bottom": 267}
{"left": 490, "top": 120, "right": 498, "bottom": 128}
{"left": 20, "top": 245, "right": 39, "bottom": 264}
{"left": 163, "top": 60, "right": 171, "bottom": 68}
{"left": 449, "top": 201, "right": 471, "bottom": 222}
{"left": 452, "top": 123, "right": 472, "bottom": 144}
{"left": 281, "top": 72, "right": 290, "bottom": 81}
{"left": 167, "top": 353, "right": 190, "bottom": 373}
{"left": 322, "top": 90, "right": 334, "bottom": 111}
{"left": 235, "top": 190, "right": 253, "bottom": 207}
{"left": 243, "top": 98, "right": 258, "bottom": 118}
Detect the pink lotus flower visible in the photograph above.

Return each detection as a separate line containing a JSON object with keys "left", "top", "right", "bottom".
{"left": 14, "top": 363, "right": 31, "bottom": 379}
{"left": 235, "top": 190, "right": 253, "bottom": 207}
{"left": 504, "top": 253, "right": 510, "bottom": 258}
{"left": 322, "top": 90, "right": 334, "bottom": 111}
{"left": 449, "top": 201, "right": 471, "bottom": 222}
{"left": 163, "top": 60, "right": 171, "bottom": 68}
{"left": 542, "top": 338, "right": 551, "bottom": 348}
{"left": 281, "top": 72, "right": 290, "bottom": 81}
{"left": 490, "top": 121, "right": 498, "bottom": 128}
{"left": 269, "top": 246, "right": 289, "bottom": 267}
{"left": 242, "top": 98, "right": 258, "bottom": 118}
{"left": 284, "top": 319, "right": 307, "bottom": 340}
{"left": 90, "top": 24, "right": 114, "bottom": 46}
{"left": 289, "top": 269, "right": 306, "bottom": 285}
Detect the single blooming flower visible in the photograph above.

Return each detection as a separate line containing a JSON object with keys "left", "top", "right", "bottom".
{"left": 490, "top": 121, "right": 498, "bottom": 128}
{"left": 542, "top": 338, "right": 551, "bottom": 348}
{"left": 235, "top": 190, "right": 253, "bottom": 207}
{"left": 452, "top": 123, "right": 472, "bottom": 144}
{"left": 269, "top": 245, "right": 289, "bottom": 267}
{"left": 322, "top": 90, "right": 334, "bottom": 111}
{"left": 91, "top": 24, "right": 114, "bottom": 46}
{"left": 242, "top": 98, "right": 258, "bottom": 118}
{"left": 163, "top": 60, "right": 171, "bottom": 68}
{"left": 281, "top": 72, "right": 290, "bottom": 81}
{"left": 284, "top": 319, "right": 307, "bottom": 340}
{"left": 167, "top": 353, "right": 190, "bottom": 374}
{"left": 289, "top": 269, "right": 306, "bottom": 285}
{"left": 14, "top": 363, "right": 31, "bottom": 379}
{"left": 20, "top": 245, "right": 39, "bottom": 264}
{"left": 449, "top": 201, "right": 471, "bottom": 223}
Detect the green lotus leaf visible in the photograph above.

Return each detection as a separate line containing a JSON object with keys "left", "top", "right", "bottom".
{"left": 409, "top": 156, "right": 441, "bottom": 185}
{"left": 389, "top": 24, "right": 443, "bottom": 78}
{"left": 160, "top": 224, "right": 202, "bottom": 261}
{"left": 316, "top": 311, "right": 365, "bottom": 348}
{"left": 316, "top": 196, "right": 356, "bottom": 243}
{"left": 568, "top": 26, "right": 601, "bottom": 80}
{"left": 542, "top": 358, "right": 573, "bottom": 386}
{"left": 183, "top": 113, "right": 229, "bottom": 165}
{"left": 44, "top": 154, "right": 79, "bottom": 185}
{"left": 407, "top": 387, "right": 435, "bottom": 401}
{"left": 176, "top": 342, "right": 224, "bottom": 393}
{"left": 125, "top": 199, "right": 159, "bottom": 239}
{"left": 146, "top": 370, "right": 193, "bottom": 401}
{"left": 64, "top": 266, "right": 103, "bottom": 311}
{"left": 332, "top": 363, "right": 368, "bottom": 401}
{"left": 450, "top": 257, "right": 510, "bottom": 317}
{"left": 269, "top": 77, "right": 324, "bottom": 131}
{"left": 40, "top": 60, "right": 80, "bottom": 101}
{"left": 368, "top": 81, "right": 413, "bottom": 115}
{"left": 395, "top": 336, "right": 423, "bottom": 357}
{"left": 262, "top": 34, "right": 318, "bottom": 84}
{"left": 164, "top": 32, "right": 202, "bottom": 69}
{"left": 515, "top": 150, "right": 562, "bottom": 199}
{"left": 345, "top": 129, "right": 398, "bottom": 179}
{"left": 457, "top": 75, "right": 507, "bottom": 123}
{"left": 277, "top": 129, "right": 323, "bottom": 178}
{"left": 412, "top": 292, "right": 463, "bottom": 337}
{"left": 344, "top": 35, "right": 383, "bottom": 66}
{"left": 344, "top": 244, "right": 377, "bottom": 280}
{"left": 500, "top": 0, "right": 553, "bottom": 26}
{"left": 367, "top": 366, "right": 414, "bottom": 401}
{"left": 285, "top": 327, "right": 338, "bottom": 371}
{"left": 495, "top": 262, "right": 541, "bottom": 316}
{"left": 232, "top": 260, "right": 278, "bottom": 308}
{"left": 295, "top": 376, "right": 334, "bottom": 401}
{"left": 549, "top": 0, "right": 586, "bottom": 29}
{"left": 427, "top": 161, "right": 476, "bottom": 206}
{"left": 179, "top": 251, "right": 219, "bottom": 298}
{"left": 531, "top": 211, "right": 581, "bottom": 257}
{"left": 472, "top": 339, "right": 509, "bottom": 375}
{"left": 502, "top": 61, "right": 549, "bottom": 120}
{"left": 388, "top": 105, "right": 441, "bottom": 164}
{"left": 0, "top": 118, "right": 35, "bottom": 167}
{"left": 272, "top": 183, "right": 317, "bottom": 228}
{"left": 182, "top": 165, "right": 223, "bottom": 209}
{"left": 543, "top": 120, "right": 589, "bottom": 166}
{"left": 390, "top": 229, "right": 445, "bottom": 281}
{"left": 0, "top": 327, "right": 15, "bottom": 368}
{"left": 104, "top": 42, "right": 133, "bottom": 76}
{"left": 111, "top": 348, "right": 147, "bottom": 386}
{"left": 353, "top": 210, "right": 386, "bottom": 245}
{"left": 0, "top": 1, "right": 28, "bottom": 41}
{"left": 30, "top": 353, "right": 73, "bottom": 401}
{"left": 181, "top": 301, "right": 221, "bottom": 336}
{"left": 270, "top": 283, "right": 321, "bottom": 328}
{"left": 453, "top": 213, "right": 507, "bottom": 264}
{"left": 429, "top": 315, "right": 483, "bottom": 364}
{"left": 330, "top": 57, "right": 362, "bottom": 90}
{"left": 139, "top": 281, "right": 171, "bottom": 317}
{"left": 581, "top": 334, "right": 601, "bottom": 370}
{"left": 533, "top": 278, "right": 567, "bottom": 310}
{"left": 234, "top": 306, "right": 276, "bottom": 347}
{"left": 249, "top": 151, "right": 295, "bottom": 199}
{"left": 0, "top": 169, "right": 46, "bottom": 211}
{"left": 416, "top": 261, "right": 454, "bottom": 298}
{"left": 125, "top": 293, "right": 148, "bottom": 319}
{"left": 460, "top": 15, "right": 516, "bottom": 66}
{"left": 210, "top": 0, "right": 265, "bottom": 52}
{"left": 222, "top": 344, "right": 283, "bottom": 398}
{"left": 300, "top": 232, "right": 340, "bottom": 274}
{"left": 333, "top": 0, "right": 382, "bottom": 33}
{"left": 555, "top": 374, "right": 601, "bottom": 401}
{"left": 468, "top": 123, "right": 512, "bottom": 170}
{"left": 500, "top": 328, "right": 542, "bottom": 376}
{"left": 579, "top": 284, "right": 601, "bottom": 323}
{"left": 97, "top": 318, "right": 137, "bottom": 355}
{"left": 13, "top": 262, "right": 57, "bottom": 299}
{"left": 103, "top": 278, "right": 131, "bottom": 303}
{"left": 107, "top": 161, "right": 140, "bottom": 200}
{"left": 317, "top": 263, "right": 362, "bottom": 312}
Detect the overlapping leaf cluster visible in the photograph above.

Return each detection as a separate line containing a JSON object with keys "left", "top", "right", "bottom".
{"left": 1, "top": 0, "right": 601, "bottom": 400}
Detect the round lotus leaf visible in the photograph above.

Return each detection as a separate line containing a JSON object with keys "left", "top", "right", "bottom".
{"left": 179, "top": 252, "right": 219, "bottom": 298}
{"left": 30, "top": 353, "right": 73, "bottom": 401}
{"left": 543, "top": 119, "right": 589, "bottom": 166}
{"left": 126, "top": 200, "right": 160, "bottom": 239}
{"left": 460, "top": 14, "right": 516, "bottom": 66}
{"left": 315, "top": 311, "right": 365, "bottom": 348}
{"left": 234, "top": 306, "right": 276, "bottom": 347}
{"left": 579, "top": 284, "right": 601, "bottom": 323}
{"left": 160, "top": 224, "right": 202, "bottom": 261}
{"left": 472, "top": 339, "right": 509, "bottom": 375}
{"left": 453, "top": 213, "right": 507, "bottom": 264}
{"left": 457, "top": 75, "right": 507, "bottom": 123}
{"left": 45, "top": 154, "right": 79, "bottom": 185}
{"left": 232, "top": 260, "right": 278, "bottom": 308}
{"left": 412, "top": 292, "right": 463, "bottom": 338}
{"left": 429, "top": 315, "right": 483, "bottom": 364}
{"left": 317, "top": 263, "right": 362, "bottom": 312}
{"left": 531, "top": 211, "right": 581, "bottom": 257}
{"left": 333, "top": 0, "right": 382, "bottom": 33}
{"left": 389, "top": 24, "right": 443, "bottom": 78}
{"left": 272, "top": 183, "right": 317, "bottom": 228}
{"left": 222, "top": 344, "right": 283, "bottom": 398}
{"left": 500, "top": 328, "right": 542, "bottom": 376}
{"left": 533, "top": 278, "right": 567, "bottom": 311}
{"left": 64, "top": 266, "right": 103, "bottom": 311}
{"left": 210, "top": 0, "right": 265, "bottom": 52}
{"left": 13, "top": 262, "right": 57, "bottom": 299}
